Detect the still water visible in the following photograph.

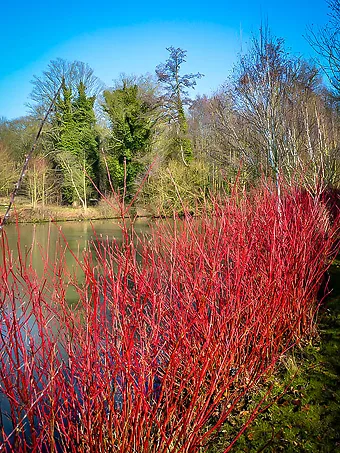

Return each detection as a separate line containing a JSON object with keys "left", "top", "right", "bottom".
{"left": 1, "top": 219, "right": 151, "bottom": 306}
{"left": 1, "top": 218, "right": 150, "bottom": 272}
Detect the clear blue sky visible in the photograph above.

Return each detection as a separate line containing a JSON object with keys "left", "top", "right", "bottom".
{"left": 0, "top": 0, "right": 329, "bottom": 120}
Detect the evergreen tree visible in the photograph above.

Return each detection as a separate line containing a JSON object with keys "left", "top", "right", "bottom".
{"left": 54, "top": 80, "right": 99, "bottom": 208}
{"left": 102, "top": 81, "right": 156, "bottom": 196}
{"left": 74, "top": 82, "right": 100, "bottom": 188}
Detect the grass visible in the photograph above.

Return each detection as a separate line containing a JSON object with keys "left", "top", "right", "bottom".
{"left": 208, "top": 258, "right": 340, "bottom": 452}
{"left": 0, "top": 196, "right": 151, "bottom": 224}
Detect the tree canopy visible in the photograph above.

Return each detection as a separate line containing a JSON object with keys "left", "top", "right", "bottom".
{"left": 156, "top": 47, "right": 204, "bottom": 164}
{"left": 1, "top": 37, "right": 339, "bottom": 212}
{"left": 102, "top": 78, "right": 158, "bottom": 195}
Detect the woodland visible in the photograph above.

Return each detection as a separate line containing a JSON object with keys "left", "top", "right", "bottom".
{"left": 0, "top": 8, "right": 339, "bottom": 216}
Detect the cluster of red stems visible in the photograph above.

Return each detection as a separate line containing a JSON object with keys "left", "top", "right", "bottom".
{"left": 0, "top": 181, "right": 339, "bottom": 452}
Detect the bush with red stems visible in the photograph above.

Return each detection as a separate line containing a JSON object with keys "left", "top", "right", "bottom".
{"left": 0, "top": 181, "right": 339, "bottom": 452}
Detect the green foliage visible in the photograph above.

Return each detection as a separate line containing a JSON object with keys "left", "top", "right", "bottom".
{"left": 178, "top": 106, "right": 193, "bottom": 162}
{"left": 105, "top": 155, "right": 124, "bottom": 188}
{"left": 155, "top": 47, "right": 203, "bottom": 109}
{"left": 102, "top": 81, "right": 155, "bottom": 195}
{"left": 29, "top": 58, "right": 101, "bottom": 117}
{"left": 54, "top": 81, "right": 99, "bottom": 206}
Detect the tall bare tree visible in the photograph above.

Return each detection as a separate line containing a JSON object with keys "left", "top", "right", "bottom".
{"left": 307, "top": 0, "right": 340, "bottom": 98}
{"left": 156, "top": 47, "right": 203, "bottom": 164}
{"left": 188, "top": 28, "right": 340, "bottom": 189}
{"left": 29, "top": 58, "right": 103, "bottom": 118}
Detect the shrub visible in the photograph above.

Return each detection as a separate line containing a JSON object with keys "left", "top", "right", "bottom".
{"left": 0, "top": 181, "right": 339, "bottom": 452}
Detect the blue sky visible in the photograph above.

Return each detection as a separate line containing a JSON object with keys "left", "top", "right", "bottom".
{"left": 1, "top": 0, "right": 329, "bottom": 120}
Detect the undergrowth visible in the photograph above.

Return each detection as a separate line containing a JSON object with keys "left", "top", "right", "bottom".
{"left": 208, "top": 259, "right": 340, "bottom": 452}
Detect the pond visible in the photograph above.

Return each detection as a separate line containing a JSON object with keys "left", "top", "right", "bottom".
{"left": 1, "top": 218, "right": 150, "bottom": 274}
{"left": 1, "top": 218, "right": 151, "bottom": 311}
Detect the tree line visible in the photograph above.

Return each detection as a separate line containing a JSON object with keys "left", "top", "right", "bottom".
{"left": 1, "top": 5, "right": 339, "bottom": 214}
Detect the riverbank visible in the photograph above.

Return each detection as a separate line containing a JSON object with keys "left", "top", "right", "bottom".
{"left": 0, "top": 197, "right": 152, "bottom": 223}
{"left": 208, "top": 258, "right": 340, "bottom": 452}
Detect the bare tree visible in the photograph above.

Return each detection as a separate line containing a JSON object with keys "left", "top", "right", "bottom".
{"left": 191, "top": 28, "right": 340, "bottom": 189}
{"left": 307, "top": 0, "right": 340, "bottom": 97}
{"left": 212, "top": 29, "right": 328, "bottom": 184}
{"left": 26, "top": 156, "right": 57, "bottom": 208}
{"left": 29, "top": 58, "right": 103, "bottom": 117}
{"left": 0, "top": 143, "right": 18, "bottom": 197}
{"left": 56, "top": 150, "right": 89, "bottom": 211}
{"left": 156, "top": 47, "right": 204, "bottom": 163}
{"left": 232, "top": 29, "right": 309, "bottom": 178}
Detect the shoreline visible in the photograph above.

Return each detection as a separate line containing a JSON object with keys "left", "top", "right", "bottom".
{"left": 0, "top": 201, "right": 154, "bottom": 225}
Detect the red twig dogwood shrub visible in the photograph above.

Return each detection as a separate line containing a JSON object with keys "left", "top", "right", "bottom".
{"left": 0, "top": 181, "right": 339, "bottom": 452}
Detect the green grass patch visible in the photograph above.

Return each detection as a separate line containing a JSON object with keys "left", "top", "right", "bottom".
{"left": 208, "top": 260, "right": 340, "bottom": 453}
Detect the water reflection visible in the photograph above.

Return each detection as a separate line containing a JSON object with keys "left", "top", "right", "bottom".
{"left": 1, "top": 219, "right": 150, "bottom": 304}
{"left": 2, "top": 219, "right": 149, "bottom": 265}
